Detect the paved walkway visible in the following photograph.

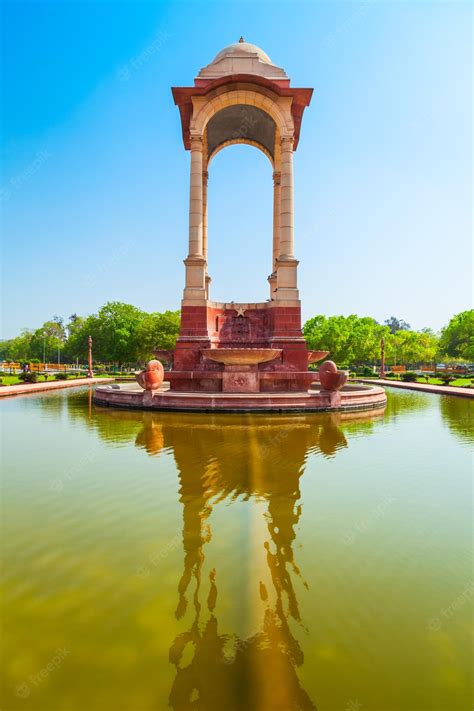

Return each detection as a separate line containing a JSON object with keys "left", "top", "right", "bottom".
{"left": 0, "top": 377, "right": 112, "bottom": 398}
{"left": 357, "top": 378, "right": 474, "bottom": 399}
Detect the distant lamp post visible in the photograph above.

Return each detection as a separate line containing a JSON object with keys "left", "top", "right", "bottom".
{"left": 87, "top": 335, "right": 93, "bottom": 378}
{"left": 380, "top": 337, "right": 385, "bottom": 379}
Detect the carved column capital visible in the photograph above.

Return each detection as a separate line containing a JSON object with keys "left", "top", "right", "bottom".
{"left": 190, "top": 135, "right": 203, "bottom": 150}
{"left": 280, "top": 136, "right": 294, "bottom": 151}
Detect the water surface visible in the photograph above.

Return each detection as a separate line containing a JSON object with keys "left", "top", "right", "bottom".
{"left": 1, "top": 387, "right": 472, "bottom": 710}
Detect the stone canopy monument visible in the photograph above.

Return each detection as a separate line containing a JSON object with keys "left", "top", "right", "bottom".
{"left": 170, "top": 38, "right": 314, "bottom": 393}
{"left": 95, "top": 40, "right": 386, "bottom": 412}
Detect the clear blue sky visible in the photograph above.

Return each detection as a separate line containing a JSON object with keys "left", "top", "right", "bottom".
{"left": 1, "top": 0, "right": 472, "bottom": 338}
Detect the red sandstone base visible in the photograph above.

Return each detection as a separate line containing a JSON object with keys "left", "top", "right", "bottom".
{"left": 169, "top": 301, "right": 315, "bottom": 393}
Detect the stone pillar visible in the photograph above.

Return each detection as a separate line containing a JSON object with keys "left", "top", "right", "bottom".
{"left": 272, "top": 171, "right": 281, "bottom": 267}
{"left": 279, "top": 137, "right": 294, "bottom": 259}
{"left": 275, "top": 137, "right": 299, "bottom": 302}
{"left": 268, "top": 170, "right": 281, "bottom": 298}
{"left": 183, "top": 135, "right": 206, "bottom": 302}
{"left": 188, "top": 136, "right": 203, "bottom": 257}
{"left": 202, "top": 170, "right": 208, "bottom": 262}
{"left": 203, "top": 170, "right": 211, "bottom": 299}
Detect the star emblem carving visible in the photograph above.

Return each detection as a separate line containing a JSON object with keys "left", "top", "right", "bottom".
{"left": 234, "top": 306, "right": 246, "bottom": 318}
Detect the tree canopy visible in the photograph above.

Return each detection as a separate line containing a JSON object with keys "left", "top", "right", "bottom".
{"left": 303, "top": 315, "right": 389, "bottom": 364}
{"left": 438, "top": 310, "right": 474, "bottom": 361}
{"left": 1, "top": 302, "right": 180, "bottom": 366}
{"left": 386, "top": 329, "right": 438, "bottom": 364}
{"left": 384, "top": 316, "right": 411, "bottom": 334}
{"left": 303, "top": 314, "right": 440, "bottom": 366}
{"left": 136, "top": 311, "right": 181, "bottom": 361}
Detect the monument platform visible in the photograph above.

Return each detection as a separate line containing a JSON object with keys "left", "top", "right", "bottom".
{"left": 94, "top": 382, "right": 387, "bottom": 413}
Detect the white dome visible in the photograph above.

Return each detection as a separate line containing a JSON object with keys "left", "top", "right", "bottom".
{"left": 213, "top": 40, "right": 273, "bottom": 65}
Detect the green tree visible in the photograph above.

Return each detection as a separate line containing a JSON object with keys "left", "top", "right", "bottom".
{"left": 438, "top": 310, "right": 474, "bottom": 361}
{"left": 62, "top": 314, "right": 86, "bottom": 361}
{"left": 66, "top": 302, "right": 145, "bottom": 367}
{"left": 386, "top": 330, "right": 438, "bottom": 365}
{"left": 384, "top": 316, "right": 411, "bottom": 334}
{"left": 65, "top": 315, "right": 99, "bottom": 364}
{"left": 29, "top": 319, "right": 67, "bottom": 363}
{"left": 303, "top": 314, "right": 388, "bottom": 365}
{"left": 96, "top": 302, "right": 145, "bottom": 366}
{"left": 136, "top": 310, "right": 180, "bottom": 361}
{"left": 0, "top": 330, "right": 34, "bottom": 361}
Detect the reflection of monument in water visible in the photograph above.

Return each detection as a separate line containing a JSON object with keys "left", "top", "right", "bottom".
{"left": 128, "top": 409, "right": 383, "bottom": 710}
{"left": 162, "top": 415, "right": 327, "bottom": 710}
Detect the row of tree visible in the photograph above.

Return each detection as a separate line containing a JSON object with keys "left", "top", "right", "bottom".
{"left": 0, "top": 302, "right": 180, "bottom": 367}
{"left": 303, "top": 311, "right": 473, "bottom": 365}
{"left": 0, "top": 303, "right": 472, "bottom": 367}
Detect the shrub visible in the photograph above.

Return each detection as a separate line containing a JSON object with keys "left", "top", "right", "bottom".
{"left": 437, "top": 372, "right": 454, "bottom": 385}
{"left": 386, "top": 372, "right": 396, "bottom": 378}
{"left": 355, "top": 366, "right": 375, "bottom": 377}
{"left": 401, "top": 371, "right": 418, "bottom": 382}
{"left": 54, "top": 372, "right": 68, "bottom": 380}
{"left": 18, "top": 372, "right": 38, "bottom": 384}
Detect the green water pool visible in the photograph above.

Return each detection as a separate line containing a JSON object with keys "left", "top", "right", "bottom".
{"left": 1, "top": 387, "right": 472, "bottom": 710}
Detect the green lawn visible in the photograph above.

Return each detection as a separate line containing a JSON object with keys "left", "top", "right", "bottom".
{"left": 415, "top": 377, "right": 472, "bottom": 387}
{"left": 382, "top": 376, "right": 472, "bottom": 388}
{"left": 352, "top": 375, "right": 473, "bottom": 388}
{"left": 0, "top": 374, "right": 94, "bottom": 386}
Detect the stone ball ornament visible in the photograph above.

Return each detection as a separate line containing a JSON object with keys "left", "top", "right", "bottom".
{"left": 135, "top": 359, "right": 165, "bottom": 391}
{"left": 318, "top": 360, "right": 348, "bottom": 392}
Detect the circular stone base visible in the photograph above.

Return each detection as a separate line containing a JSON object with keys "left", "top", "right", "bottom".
{"left": 94, "top": 382, "right": 387, "bottom": 413}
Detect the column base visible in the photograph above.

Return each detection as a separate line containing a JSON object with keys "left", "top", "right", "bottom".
{"left": 274, "top": 288, "right": 300, "bottom": 301}
{"left": 182, "top": 288, "right": 207, "bottom": 301}
{"left": 183, "top": 255, "right": 207, "bottom": 301}
{"left": 275, "top": 257, "right": 299, "bottom": 301}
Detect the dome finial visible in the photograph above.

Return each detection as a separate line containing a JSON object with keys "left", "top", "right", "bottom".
{"left": 239, "top": 36, "right": 245, "bottom": 43}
